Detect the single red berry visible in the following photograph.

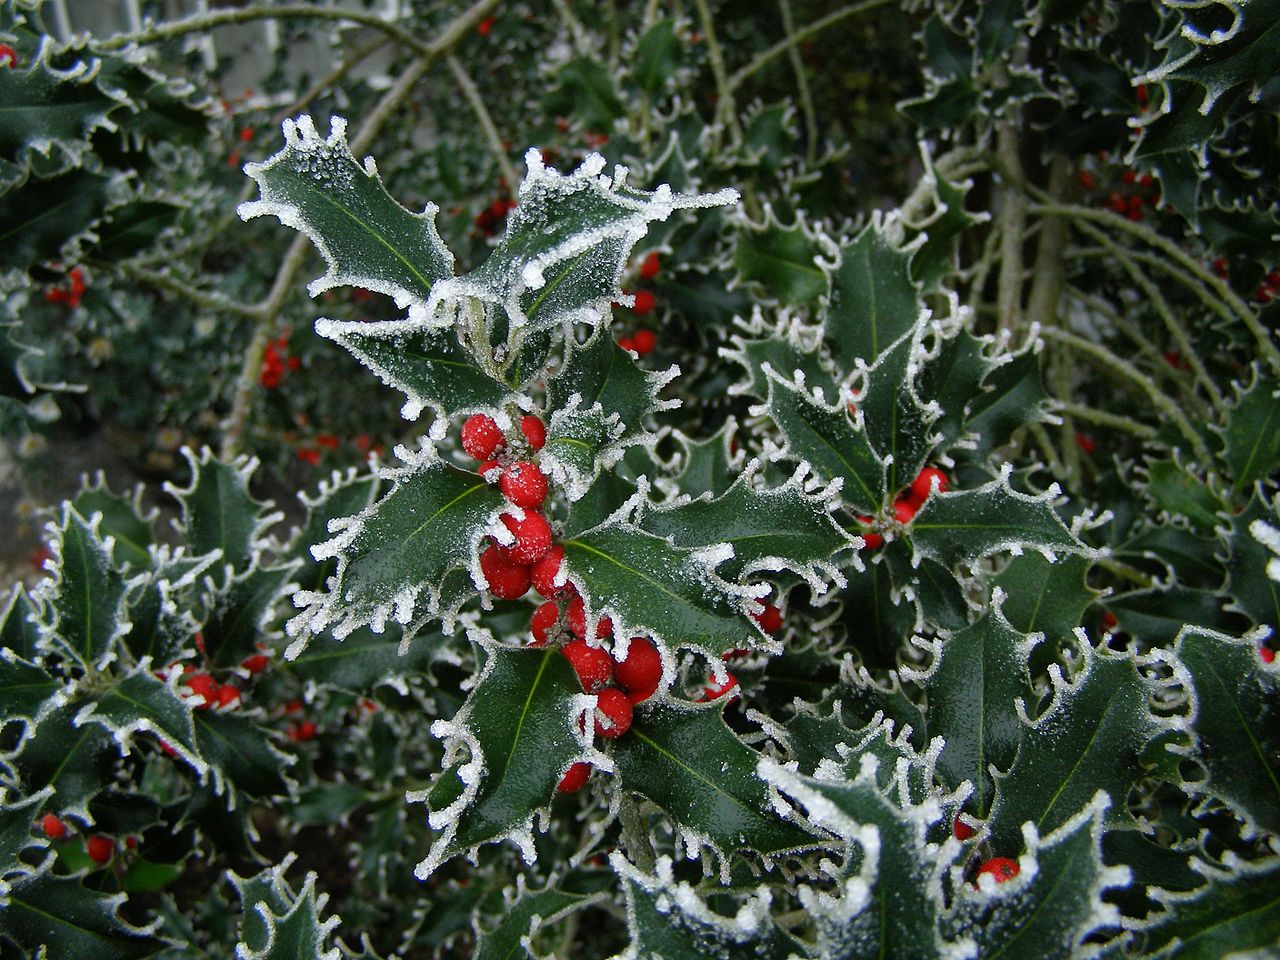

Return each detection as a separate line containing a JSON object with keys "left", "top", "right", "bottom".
{"left": 594, "top": 688, "right": 633, "bottom": 738}
{"left": 478, "top": 459, "right": 502, "bottom": 480}
{"left": 976, "top": 857, "right": 1020, "bottom": 884}
{"left": 530, "top": 600, "right": 559, "bottom": 646}
{"left": 856, "top": 517, "right": 884, "bottom": 550}
{"left": 284, "top": 699, "right": 304, "bottom": 715}
{"left": 1212, "top": 257, "right": 1229, "bottom": 277}
{"left": 500, "top": 461, "right": 549, "bottom": 508}
{"left": 1257, "top": 286, "right": 1273, "bottom": 304}
{"left": 214, "top": 684, "right": 241, "bottom": 708}
{"left": 41, "top": 813, "right": 67, "bottom": 839}
{"left": 953, "top": 816, "right": 975, "bottom": 841}
{"left": 316, "top": 434, "right": 340, "bottom": 450}
{"left": 497, "top": 511, "right": 553, "bottom": 564}
{"left": 241, "top": 654, "right": 269, "bottom": 674}
{"left": 531, "top": 545, "right": 573, "bottom": 598}
{"left": 617, "top": 336, "right": 635, "bottom": 352}
{"left": 566, "top": 594, "right": 587, "bottom": 637}
{"left": 910, "top": 467, "right": 950, "bottom": 503}
{"left": 1101, "top": 610, "right": 1118, "bottom": 630}
{"left": 1266, "top": 270, "right": 1280, "bottom": 290}
{"left": 184, "top": 673, "right": 216, "bottom": 708}
{"left": 125, "top": 836, "right": 138, "bottom": 850}
{"left": 480, "top": 544, "right": 532, "bottom": 599}
{"left": 639, "top": 251, "right": 661, "bottom": 280}
{"left": 613, "top": 637, "right": 661, "bottom": 702}
{"left": 892, "top": 498, "right": 918, "bottom": 525}
{"left": 476, "top": 15, "right": 495, "bottom": 35}
{"left": 520, "top": 415, "right": 546, "bottom": 451}
{"left": 595, "top": 615, "right": 613, "bottom": 639}
{"left": 698, "top": 671, "right": 738, "bottom": 703}
{"left": 557, "top": 761, "right": 592, "bottom": 793}
{"left": 1074, "top": 432, "right": 1096, "bottom": 455}
{"left": 753, "top": 602, "right": 782, "bottom": 634}
{"left": 0, "top": 44, "right": 17, "bottom": 67}
{"left": 290, "top": 720, "right": 317, "bottom": 742}
{"left": 1077, "top": 170, "right": 1096, "bottom": 191}
{"left": 631, "top": 329, "right": 656, "bottom": 355}
{"left": 86, "top": 835, "right": 114, "bottom": 865}
{"left": 562, "top": 639, "right": 614, "bottom": 692}
{"left": 297, "top": 447, "right": 320, "bottom": 465}
{"left": 632, "top": 289, "right": 656, "bottom": 315}
{"left": 1121, "top": 169, "right": 1136, "bottom": 185}
{"left": 1261, "top": 646, "right": 1275, "bottom": 664}
{"left": 461, "top": 414, "right": 505, "bottom": 460}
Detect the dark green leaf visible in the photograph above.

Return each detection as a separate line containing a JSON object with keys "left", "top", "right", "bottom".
{"left": 201, "top": 561, "right": 298, "bottom": 670}
{"left": 633, "top": 20, "right": 682, "bottom": 95}
{"left": 1136, "top": 855, "right": 1280, "bottom": 959}
{"left": 10, "top": 702, "right": 119, "bottom": 820}
{"left": 285, "top": 623, "right": 445, "bottom": 692}
{"left": 666, "top": 421, "right": 742, "bottom": 500}
{"left": 1224, "top": 494, "right": 1280, "bottom": 631}
{"left": 858, "top": 332, "right": 935, "bottom": 494}
{"left": 542, "top": 57, "right": 624, "bottom": 130}
{"left": 193, "top": 709, "right": 293, "bottom": 800}
{"left": 991, "top": 553, "right": 1099, "bottom": 640}
{"left": 474, "top": 884, "right": 598, "bottom": 960}
{"left": 1222, "top": 369, "right": 1280, "bottom": 495}
{"left": 71, "top": 477, "right": 153, "bottom": 569}
{"left": 0, "top": 168, "right": 113, "bottom": 270}
{"left": 289, "top": 467, "right": 381, "bottom": 592}
{"left": 230, "top": 858, "right": 354, "bottom": 959}
{"left": 0, "top": 648, "right": 58, "bottom": 733}
{"left": 825, "top": 218, "right": 920, "bottom": 372}
{"left": 733, "top": 215, "right": 830, "bottom": 309}
{"left": 723, "top": 318, "right": 841, "bottom": 403}
{"left": 80, "top": 670, "right": 204, "bottom": 780}
{"left": 1144, "top": 459, "right": 1225, "bottom": 534}
{"left": 0, "top": 788, "right": 49, "bottom": 879}
{"left": 1, "top": 587, "right": 41, "bottom": 660}
{"left": 1108, "top": 585, "right": 1242, "bottom": 645}
{"left": 166, "top": 448, "right": 275, "bottom": 585}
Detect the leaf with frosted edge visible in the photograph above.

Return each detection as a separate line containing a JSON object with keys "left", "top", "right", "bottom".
{"left": 1118, "top": 524, "right": 1223, "bottom": 591}
{"left": 410, "top": 641, "right": 595, "bottom": 880}
{"left": 314, "top": 318, "right": 513, "bottom": 424}
{"left": 0, "top": 788, "right": 50, "bottom": 878}
{"left": 757, "top": 752, "right": 967, "bottom": 960}
{"left": 908, "top": 465, "right": 1090, "bottom": 569}
{"left": 200, "top": 560, "right": 299, "bottom": 670}
{"left": 909, "top": 592, "right": 1036, "bottom": 816}
{"left": 1108, "top": 584, "right": 1242, "bottom": 646}
{"left": 1221, "top": 368, "right": 1280, "bottom": 495}
{"left": 732, "top": 209, "right": 832, "bottom": 309}
{"left": 474, "top": 882, "right": 600, "bottom": 960}
{"left": 32, "top": 504, "right": 132, "bottom": 670}
{"left": 436, "top": 149, "right": 736, "bottom": 335}
{"left": 612, "top": 701, "right": 822, "bottom": 858}
{"left": 229, "top": 855, "right": 346, "bottom": 960}
{"left": 962, "top": 349, "right": 1052, "bottom": 459}
{"left": 944, "top": 792, "right": 1128, "bottom": 960}
{"left": 563, "top": 470, "right": 637, "bottom": 540}
{"left": 1174, "top": 625, "right": 1280, "bottom": 835}
{"left": 991, "top": 552, "right": 1099, "bottom": 641}
{"left": 285, "top": 442, "right": 506, "bottom": 653}
{"left": 824, "top": 214, "right": 921, "bottom": 373}
{"left": 193, "top": 708, "right": 294, "bottom": 801}
{"left": 122, "top": 546, "right": 220, "bottom": 665}
{"left": 561, "top": 515, "right": 762, "bottom": 658}
{"left": 782, "top": 707, "right": 933, "bottom": 806}
{"left": 1, "top": 586, "right": 41, "bottom": 660}
{"left": 858, "top": 330, "right": 937, "bottom": 495}
{"left": 755, "top": 365, "right": 886, "bottom": 514}
{"left": 721, "top": 308, "right": 841, "bottom": 403}
{"left": 71, "top": 474, "right": 155, "bottom": 570}
{"left": 664, "top": 419, "right": 745, "bottom": 500}
{"left": 238, "top": 114, "right": 454, "bottom": 308}
{"left": 1134, "top": 853, "right": 1280, "bottom": 959}
{"left": 288, "top": 467, "right": 381, "bottom": 593}
{"left": 0, "top": 857, "right": 166, "bottom": 959}
{"left": 285, "top": 623, "right": 448, "bottom": 693}
{"left": 10, "top": 701, "right": 118, "bottom": 824}
{"left": 542, "top": 405, "right": 626, "bottom": 505}
{"left": 1225, "top": 493, "right": 1280, "bottom": 631}
{"left": 1143, "top": 459, "right": 1225, "bottom": 534}
{"left": 76, "top": 669, "right": 206, "bottom": 777}
{"left": 986, "top": 636, "right": 1183, "bottom": 853}
{"left": 609, "top": 853, "right": 802, "bottom": 960}
{"left": 918, "top": 326, "right": 1000, "bottom": 450}
{"left": 638, "top": 459, "right": 856, "bottom": 591}
{"left": 0, "top": 648, "right": 58, "bottom": 734}
{"left": 832, "top": 547, "right": 921, "bottom": 669}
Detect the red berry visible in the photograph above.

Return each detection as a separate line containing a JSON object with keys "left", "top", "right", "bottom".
{"left": 753, "top": 602, "right": 782, "bottom": 634}
{"left": 1261, "top": 646, "right": 1275, "bottom": 664}
{"left": 476, "top": 15, "right": 495, "bottom": 35}
{"left": 976, "top": 857, "right": 1020, "bottom": 884}
{"left": 478, "top": 459, "right": 502, "bottom": 479}
{"left": 1101, "top": 610, "right": 1118, "bottom": 630}
{"left": 284, "top": 699, "right": 304, "bottom": 715}
{"left": 530, "top": 600, "right": 559, "bottom": 646}
{"left": 698, "top": 671, "right": 738, "bottom": 702}
{"left": 557, "top": 761, "right": 591, "bottom": 793}
{"left": 856, "top": 517, "right": 884, "bottom": 550}
{"left": 41, "top": 813, "right": 67, "bottom": 839}
{"left": 184, "top": 673, "right": 216, "bottom": 708}
{"left": 500, "top": 461, "right": 549, "bottom": 508}
{"left": 566, "top": 594, "right": 587, "bottom": 637}
{"left": 910, "top": 467, "right": 950, "bottom": 503}
{"left": 595, "top": 615, "right": 613, "bottom": 639}
{"left": 1074, "top": 432, "right": 1096, "bottom": 455}
{"left": 639, "top": 251, "right": 661, "bottom": 280}
{"left": 562, "top": 639, "right": 614, "bottom": 692}
{"left": 480, "top": 544, "right": 532, "bottom": 599}
{"left": 1078, "top": 170, "right": 1096, "bottom": 190}
{"left": 531, "top": 545, "right": 573, "bottom": 598}
{"left": 613, "top": 637, "right": 661, "bottom": 702}
{"left": 594, "top": 688, "right": 633, "bottom": 738}
{"left": 0, "top": 44, "right": 17, "bottom": 67}
{"left": 953, "top": 816, "right": 975, "bottom": 841}
{"left": 497, "top": 511, "right": 553, "bottom": 564}
{"left": 520, "top": 415, "right": 546, "bottom": 451}
{"left": 241, "top": 654, "right": 269, "bottom": 674}
{"left": 86, "top": 835, "right": 114, "bottom": 865}
{"left": 1266, "top": 271, "right": 1280, "bottom": 290}
{"left": 125, "top": 836, "right": 138, "bottom": 850}
{"left": 618, "top": 336, "right": 636, "bottom": 352}
{"left": 632, "top": 289, "right": 656, "bottom": 315}
{"left": 461, "top": 414, "right": 505, "bottom": 460}
{"left": 1121, "top": 169, "right": 1136, "bottom": 185}
{"left": 214, "top": 684, "right": 241, "bottom": 708}
{"left": 892, "top": 499, "right": 918, "bottom": 524}
{"left": 631, "top": 329, "right": 656, "bottom": 355}
{"left": 289, "top": 720, "right": 317, "bottom": 742}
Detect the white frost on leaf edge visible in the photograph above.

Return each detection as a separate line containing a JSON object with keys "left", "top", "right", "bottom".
{"left": 229, "top": 854, "right": 343, "bottom": 960}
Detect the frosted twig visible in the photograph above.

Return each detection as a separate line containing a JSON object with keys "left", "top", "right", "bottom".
{"left": 447, "top": 54, "right": 519, "bottom": 188}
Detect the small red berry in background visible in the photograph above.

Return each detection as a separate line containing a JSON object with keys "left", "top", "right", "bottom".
{"left": 631, "top": 329, "right": 656, "bottom": 355}
{"left": 613, "top": 637, "right": 661, "bottom": 702}
{"left": 1101, "top": 610, "right": 1118, "bottom": 631}
{"left": 639, "top": 251, "right": 661, "bottom": 280}
{"left": 562, "top": 639, "right": 614, "bottom": 692}
{"left": 1075, "top": 432, "right": 1096, "bottom": 455}
{"left": 631, "top": 289, "right": 656, "bottom": 316}
{"left": 284, "top": 699, "right": 304, "bottom": 715}
{"left": 478, "top": 459, "right": 502, "bottom": 480}
{"left": 497, "top": 511, "right": 553, "bottom": 564}
{"left": 892, "top": 499, "right": 918, "bottom": 525}
{"left": 557, "top": 761, "right": 591, "bottom": 793}
{"left": 1261, "top": 646, "right": 1275, "bottom": 664}
{"left": 530, "top": 600, "right": 559, "bottom": 645}
{"left": 1077, "top": 170, "right": 1096, "bottom": 190}
{"left": 531, "top": 545, "right": 572, "bottom": 598}
{"left": 520, "top": 414, "right": 546, "bottom": 451}
{"left": 856, "top": 517, "right": 883, "bottom": 550}
{"left": 315, "top": 434, "right": 339, "bottom": 450}
{"left": 910, "top": 467, "right": 949, "bottom": 504}
{"left": 184, "top": 672, "right": 216, "bottom": 708}
{"left": 125, "top": 836, "right": 138, "bottom": 850}
{"left": 41, "top": 813, "right": 67, "bottom": 839}
{"left": 753, "top": 602, "right": 782, "bottom": 634}
{"left": 296, "top": 447, "right": 320, "bottom": 466}
{"left": 461, "top": 413, "right": 505, "bottom": 460}
{"left": 241, "top": 654, "right": 269, "bottom": 674}
{"left": 698, "top": 671, "right": 738, "bottom": 703}
{"left": 594, "top": 688, "right": 633, "bottom": 737}
{"left": 214, "top": 684, "right": 241, "bottom": 708}
{"left": 500, "top": 461, "right": 549, "bottom": 508}
{"left": 476, "top": 15, "right": 495, "bottom": 35}
{"left": 289, "top": 720, "right": 317, "bottom": 742}
{"left": 479, "top": 544, "right": 532, "bottom": 599}
{"left": 617, "top": 336, "right": 635, "bottom": 352}
{"left": 86, "top": 835, "right": 114, "bottom": 865}
{"left": 952, "top": 815, "right": 975, "bottom": 841}
{"left": 0, "top": 44, "right": 18, "bottom": 67}
{"left": 976, "top": 857, "right": 1019, "bottom": 884}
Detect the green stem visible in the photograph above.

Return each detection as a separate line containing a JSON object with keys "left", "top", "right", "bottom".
{"left": 1056, "top": 402, "right": 1159, "bottom": 439}
{"left": 618, "top": 796, "right": 656, "bottom": 873}
{"left": 777, "top": 0, "right": 817, "bottom": 164}
{"left": 1097, "top": 556, "right": 1155, "bottom": 590}
{"left": 1028, "top": 422, "right": 1067, "bottom": 478}
{"left": 118, "top": 263, "right": 259, "bottom": 319}
{"left": 693, "top": 0, "right": 740, "bottom": 143}
{"left": 447, "top": 55, "right": 519, "bottom": 187}
{"left": 551, "top": 0, "right": 589, "bottom": 54}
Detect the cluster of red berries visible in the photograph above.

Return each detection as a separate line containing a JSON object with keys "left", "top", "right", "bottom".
{"left": 855, "top": 466, "right": 950, "bottom": 549}
{"left": 45, "top": 267, "right": 86, "bottom": 308}
{"left": 474, "top": 190, "right": 516, "bottom": 238}
{"left": 260, "top": 333, "right": 300, "bottom": 388}
{"left": 1079, "top": 161, "right": 1159, "bottom": 222}
{"left": 38, "top": 814, "right": 129, "bottom": 865}
{"left": 296, "top": 433, "right": 341, "bottom": 466}
{"left": 951, "top": 815, "right": 1021, "bottom": 885}
{"left": 1253, "top": 268, "right": 1280, "bottom": 305}
{"left": 155, "top": 638, "right": 269, "bottom": 714}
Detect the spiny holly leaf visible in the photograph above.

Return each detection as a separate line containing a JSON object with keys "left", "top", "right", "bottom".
{"left": 1225, "top": 493, "right": 1280, "bottom": 631}
{"left": 987, "top": 636, "right": 1183, "bottom": 853}
{"left": 544, "top": 332, "right": 677, "bottom": 501}
{"left": 961, "top": 348, "right": 1053, "bottom": 460}
{"left": 121, "top": 545, "right": 219, "bottom": 664}
{"left": 612, "top": 701, "right": 820, "bottom": 858}
{"left": 410, "top": 640, "right": 591, "bottom": 880}
{"left": 906, "top": 164, "right": 986, "bottom": 290}
{"left": 285, "top": 623, "right": 447, "bottom": 693}
{"left": 1, "top": 587, "right": 41, "bottom": 660}
{"left": 1117, "top": 523, "right": 1224, "bottom": 590}
{"left": 944, "top": 793, "right": 1128, "bottom": 960}
{"left": 1174, "top": 625, "right": 1280, "bottom": 835}
{"left": 230, "top": 855, "right": 346, "bottom": 960}
{"left": 288, "top": 467, "right": 381, "bottom": 592}
{"left": 76, "top": 669, "right": 206, "bottom": 783}
{"left": 239, "top": 114, "right": 454, "bottom": 309}
{"left": 609, "top": 854, "right": 801, "bottom": 960}
{"left": 857, "top": 330, "right": 937, "bottom": 495}
{"left": 664, "top": 419, "right": 746, "bottom": 500}
{"left": 71, "top": 474, "right": 155, "bottom": 570}
{"left": 192, "top": 708, "right": 295, "bottom": 801}
{"left": 0, "top": 787, "right": 50, "bottom": 879}
{"left": 637, "top": 459, "right": 855, "bottom": 591}
{"left": 473, "top": 882, "right": 600, "bottom": 960}
{"left": 833, "top": 545, "right": 923, "bottom": 669}
{"left": 315, "top": 318, "right": 513, "bottom": 424}
{"left": 200, "top": 560, "right": 299, "bottom": 670}
{"left": 438, "top": 149, "right": 736, "bottom": 335}
{"left": 1108, "top": 584, "right": 1242, "bottom": 645}
{"left": 754, "top": 365, "right": 886, "bottom": 515}
{"left": 782, "top": 709, "right": 934, "bottom": 805}
{"left": 824, "top": 215, "right": 921, "bottom": 373}
{"left": 561, "top": 514, "right": 761, "bottom": 659}
{"left": 908, "top": 466, "right": 1090, "bottom": 569}
{"left": 0, "top": 167, "right": 115, "bottom": 270}
{"left": 32, "top": 504, "right": 131, "bottom": 670}
{"left": 563, "top": 469, "right": 638, "bottom": 540}
{"left": 909, "top": 590, "right": 1036, "bottom": 815}
{"left": 164, "top": 447, "right": 279, "bottom": 587}
{"left": 917, "top": 326, "right": 1000, "bottom": 451}
{"left": 0, "top": 857, "right": 165, "bottom": 959}
{"left": 632, "top": 18, "right": 683, "bottom": 95}
{"left": 1143, "top": 458, "right": 1225, "bottom": 534}
{"left": 1221, "top": 368, "right": 1280, "bottom": 496}
{"left": 721, "top": 309, "right": 841, "bottom": 403}
{"left": 1133, "top": 854, "right": 1280, "bottom": 959}
{"left": 0, "top": 648, "right": 58, "bottom": 735}
{"left": 733, "top": 210, "right": 832, "bottom": 310}
{"left": 991, "top": 552, "right": 1100, "bottom": 641}
{"left": 9, "top": 701, "right": 118, "bottom": 824}
{"left": 285, "top": 441, "right": 505, "bottom": 654}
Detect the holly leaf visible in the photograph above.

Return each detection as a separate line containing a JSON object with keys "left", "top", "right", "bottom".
{"left": 193, "top": 709, "right": 294, "bottom": 801}
{"left": 1, "top": 587, "right": 41, "bottom": 660}
{"left": 239, "top": 114, "right": 454, "bottom": 308}
{"left": 991, "top": 552, "right": 1100, "bottom": 640}
{"left": 1175, "top": 625, "right": 1280, "bottom": 835}
{"left": 733, "top": 212, "right": 831, "bottom": 309}
{"left": 908, "top": 466, "right": 1090, "bottom": 569}
{"left": 76, "top": 670, "right": 206, "bottom": 782}
{"left": 285, "top": 442, "right": 505, "bottom": 654}
{"left": 1225, "top": 493, "right": 1280, "bottom": 631}
{"left": 1108, "top": 584, "right": 1241, "bottom": 645}
{"left": 288, "top": 467, "right": 381, "bottom": 592}
{"left": 0, "top": 788, "right": 50, "bottom": 879}
{"left": 473, "top": 883, "right": 599, "bottom": 960}
{"left": 10, "top": 702, "right": 119, "bottom": 824}
{"left": 0, "top": 168, "right": 115, "bottom": 271}
{"left": 637, "top": 459, "right": 855, "bottom": 590}
{"left": 612, "top": 701, "right": 820, "bottom": 857}
{"left": 986, "top": 638, "right": 1181, "bottom": 853}
{"left": 0, "top": 648, "right": 58, "bottom": 735}
{"left": 721, "top": 311, "right": 841, "bottom": 403}
{"left": 410, "top": 641, "right": 588, "bottom": 880}
{"left": 230, "top": 856, "right": 351, "bottom": 960}
{"left": 632, "top": 19, "right": 682, "bottom": 94}
{"left": 961, "top": 348, "right": 1052, "bottom": 459}
{"left": 1144, "top": 458, "right": 1225, "bottom": 534}
{"left": 857, "top": 330, "right": 936, "bottom": 495}
{"left": 71, "top": 475, "right": 154, "bottom": 570}
{"left": 824, "top": 215, "right": 921, "bottom": 372}
{"left": 831, "top": 546, "right": 920, "bottom": 669}
{"left": 665, "top": 420, "right": 744, "bottom": 500}
{"left": 1221, "top": 368, "right": 1280, "bottom": 496}
{"left": 120, "top": 546, "right": 220, "bottom": 664}
{"left": 907, "top": 167, "right": 985, "bottom": 290}
{"left": 200, "top": 560, "right": 299, "bottom": 670}
{"left": 285, "top": 623, "right": 447, "bottom": 693}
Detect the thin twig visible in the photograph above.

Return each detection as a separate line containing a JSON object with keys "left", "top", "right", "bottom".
{"left": 694, "top": 0, "right": 740, "bottom": 143}
{"left": 118, "top": 263, "right": 260, "bottom": 319}
{"left": 1056, "top": 402, "right": 1159, "bottom": 439}
{"left": 777, "top": 0, "right": 817, "bottom": 164}
{"left": 447, "top": 55, "right": 519, "bottom": 187}
{"left": 276, "top": 34, "right": 390, "bottom": 123}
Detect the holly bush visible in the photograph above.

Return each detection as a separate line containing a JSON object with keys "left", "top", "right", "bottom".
{"left": 2, "top": 0, "right": 1279, "bottom": 957}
